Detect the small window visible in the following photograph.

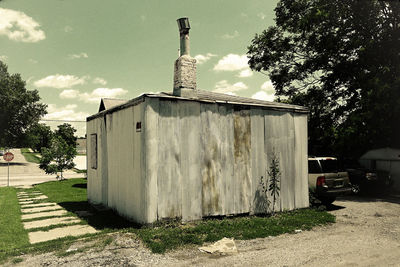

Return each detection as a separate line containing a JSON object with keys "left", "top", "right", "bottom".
{"left": 90, "top": 134, "right": 97, "bottom": 169}
{"left": 136, "top": 122, "right": 142, "bottom": 132}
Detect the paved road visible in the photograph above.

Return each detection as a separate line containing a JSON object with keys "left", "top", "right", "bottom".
{"left": 0, "top": 149, "right": 85, "bottom": 187}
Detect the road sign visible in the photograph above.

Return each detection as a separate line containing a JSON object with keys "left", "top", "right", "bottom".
{"left": 3, "top": 152, "right": 14, "bottom": 162}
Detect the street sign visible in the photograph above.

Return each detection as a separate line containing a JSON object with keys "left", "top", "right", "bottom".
{"left": 3, "top": 152, "right": 14, "bottom": 162}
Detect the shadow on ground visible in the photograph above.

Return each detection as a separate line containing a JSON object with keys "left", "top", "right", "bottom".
{"left": 338, "top": 192, "right": 400, "bottom": 205}
{"left": 0, "top": 162, "right": 28, "bottom": 166}
{"left": 72, "top": 183, "right": 87, "bottom": 189}
{"left": 58, "top": 201, "right": 141, "bottom": 230}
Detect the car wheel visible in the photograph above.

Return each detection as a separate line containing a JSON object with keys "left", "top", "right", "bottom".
{"left": 351, "top": 183, "right": 361, "bottom": 195}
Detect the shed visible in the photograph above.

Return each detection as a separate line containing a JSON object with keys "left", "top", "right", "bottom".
{"left": 360, "top": 147, "right": 400, "bottom": 191}
{"left": 86, "top": 17, "right": 309, "bottom": 224}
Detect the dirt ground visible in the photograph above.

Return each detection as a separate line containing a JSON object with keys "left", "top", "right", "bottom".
{"left": 8, "top": 193, "right": 400, "bottom": 267}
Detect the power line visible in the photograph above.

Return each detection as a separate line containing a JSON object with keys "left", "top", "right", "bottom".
{"left": 39, "top": 119, "right": 86, "bottom": 123}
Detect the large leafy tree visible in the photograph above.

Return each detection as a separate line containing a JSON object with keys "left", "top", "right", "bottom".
{"left": 24, "top": 123, "right": 53, "bottom": 153}
{"left": 0, "top": 61, "right": 47, "bottom": 147}
{"left": 248, "top": 0, "right": 400, "bottom": 157}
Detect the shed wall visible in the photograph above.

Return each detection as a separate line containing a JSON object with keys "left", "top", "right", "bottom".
{"left": 145, "top": 98, "right": 308, "bottom": 222}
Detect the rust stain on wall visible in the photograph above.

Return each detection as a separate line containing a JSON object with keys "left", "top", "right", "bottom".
{"left": 234, "top": 110, "right": 251, "bottom": 162}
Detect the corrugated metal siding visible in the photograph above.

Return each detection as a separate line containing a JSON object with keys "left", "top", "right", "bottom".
{"left": 88, "top": 96, "right": 308, "bottom": 224}
{"left": 147, "top": 100, "right": 308, "bottom": 222}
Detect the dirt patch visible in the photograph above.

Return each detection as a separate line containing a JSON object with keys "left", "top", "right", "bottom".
{"left": 7, "top": 194, "right": 400, "bottom": 266}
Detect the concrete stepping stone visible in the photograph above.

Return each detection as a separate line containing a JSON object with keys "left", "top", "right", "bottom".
{"left": 19, "top": 200, "right": 34, "bottom": 205}
{"left": 29, "top": 225, "right": 98, "bottom": 244}
{"left": 20, "top": 203, "right": 56, "bottom": 208}
{"left": 23, "top": 217, "right": 81, "bottom": 230}
{"left": 21, "top": 204, "right": 63, "bottom": 214}
{"left": 18, "top": 195, "right": 47, "bottom": 201}
{"left": 22, "top": 210, "right": 67, "bottom": 220}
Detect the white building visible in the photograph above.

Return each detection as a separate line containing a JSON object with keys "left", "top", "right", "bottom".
{"left": 86, "top": 18, "right": 309, "bottom": 224}
{"left": 360, "top": 147, "right": 400, "bottom": 191}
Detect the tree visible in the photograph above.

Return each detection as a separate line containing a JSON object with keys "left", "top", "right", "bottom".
{"left": 24, "top": 123, "right": 53, "bottom": 153}
{"left": 39, "top": 136, "right": 76, "bottom": 179}
{"left": 248, "top": 0, "right": 400, "bottom": 157}
{"left": 0, "top": 61, "right": 47, "bottom": 147}
{"left": 55, "top": 123, "right": 77, "bottom": 147}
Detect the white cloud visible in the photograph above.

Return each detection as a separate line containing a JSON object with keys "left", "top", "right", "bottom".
{"left": 68, "top": 52, "right": 88, "bottom": 59}
{"left": 59, "top": 89, "right": 79, "bottom": 99}
{"left": 0, "top": 8, "right": 45, "bottom": 43}
{"left": 261, "top": 80, "right": 275, "bottom": 94}
{"left": 222, "top": 30, "right": 239, "bottom": 40}
{"left": 79, "top": 88, "right": 128, "bottom": 103}
{"left": 44, "top": 104, "right": 89, "bottom": 121}
{"left": 0, "top": 55, "right": 8, "bottom": 61}
{"left": 213, "top": 80, "right": 248, "bottom": 94}
{"left": 92, "top": 77, "right": 107, "bottom": 85}
{"left": 34, "top": 74, "right": 87, "bottom": 89}
{"left": 64, "top": 25, "right": 73, "bottom": 33}
{"left": 251, "top": 91, "right": 275, "bottom": 102}
{"left": 257, "top": 13, "right": 266, "bottom": 20}
{"left": 214, "top": 54, "right": 249, "bottom": 72}
{"left": 28, "top": 58, "right": 38, "bottom": 64}
{"left": 194, "top": 53, "right": 217, "bottom": 65}
{"left": 238, "top": 69, "right": 253, "bottom": 78}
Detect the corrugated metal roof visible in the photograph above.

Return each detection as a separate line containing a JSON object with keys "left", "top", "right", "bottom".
{"left": 88, "top": 90, "right": 308, "bottom": 121}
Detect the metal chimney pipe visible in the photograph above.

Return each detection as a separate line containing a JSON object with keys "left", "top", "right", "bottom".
{"left": 177, "top": 18, "right": 190, "bottom": 56}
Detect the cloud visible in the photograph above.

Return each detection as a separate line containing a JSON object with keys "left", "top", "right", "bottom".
{"left": 0, "top": 55, "right": 8, "bottom": 61}
{"left": 44, "top": 104, "right": 89, "bottom": 121}
{"left": 92, "top": 77, "right": 107, "bottom": 85}
{"left": 221, "top": 30, "right": 239, "bottom": 40}
{"left": 34, "top": 74, "right": 87, "bottom": 89}
{"left": 238, "top": 69, "right": 253, "bottom": 78}
{"left": 261, "top": 80, "right": 275, "bottom": 94}
{"left": 59, "top": 89, "right": 79, "bottom": 99}
{"left": 213, "top": 80, "right": 248, "bottom": 94}
{"left": 68, "top": 52, "right": 88, "bottom": 59}
{"left": 64, "top": 25, "right": 73, "bottom": 33}
{"left": 214, "top": 54, "right": 249, "bottom": 72}
{"left": 79, "top": 88, "right": 128, "bottom": 103}
{"left": 194, "top": 53, "right": 217, "bottom": 65}
{"left": 0, "top": 8, "right": 45, "bottom": 43}
{"left": 28, "top": 59, "right": 38, "bottom": 64}
{"left": 257, "top": 13, "right": 266, "bottom": 20}
{"left": 251, "top": 91, "right": 275, "bottom": 102}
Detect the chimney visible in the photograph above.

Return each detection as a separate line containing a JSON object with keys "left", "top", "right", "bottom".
{"left": 173, "top": 17, "right": 197, "bottom": 98}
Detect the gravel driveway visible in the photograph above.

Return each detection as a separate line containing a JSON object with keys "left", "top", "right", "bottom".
{"left": 10, "top": 194, "right": 400, "bottom": 267}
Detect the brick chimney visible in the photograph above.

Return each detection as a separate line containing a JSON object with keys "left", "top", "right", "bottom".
{"left": 173, "top": 18, "right": 197, "bottom": 98}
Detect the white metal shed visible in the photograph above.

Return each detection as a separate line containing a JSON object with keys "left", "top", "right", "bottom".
{"left": 86, "top": 91, "right": 309, "bottom": 224}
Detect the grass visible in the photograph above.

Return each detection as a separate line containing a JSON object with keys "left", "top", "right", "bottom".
{"left": 1, "top": 178, "right": 336, "bottom": 263}
{"left": 0, "top": 187, "right": 29, "bottom": 262}
{"left": 20, "top": 148, "right": 41, "bottom": 164}
{"left": 135, "top": 209, "right": 335, "bottom": 253}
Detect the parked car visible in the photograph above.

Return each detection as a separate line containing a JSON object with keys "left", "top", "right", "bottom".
{"left": 0, "top": 150, "right": 4, "bottom": 156}
{"left": 340, "top": 159, "right": 392, "bottom": 194}
{"left": 308, "top": 157, "right": 351, "bottom": 205}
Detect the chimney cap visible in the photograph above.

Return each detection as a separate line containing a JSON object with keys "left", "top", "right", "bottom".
{"left": 177, "top": 17, "right": 190, "bottom": 34}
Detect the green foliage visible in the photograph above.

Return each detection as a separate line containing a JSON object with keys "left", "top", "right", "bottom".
{"left": 268, "top": 152, "right": 281, "bottom": 214}
{"left": 39, "top": 136, "right": 76, "bottom": 179}
{"left": 24, "top": 123, "right": 53, "bottom": 153}
{"left": 248, "top": 0, "right": 400, "bottom": 157}
{"left": 55, "top": 123, "right": 77, "bottom": 147}
{"left": 0, "top": 61, "right": 47, "bottom": 148}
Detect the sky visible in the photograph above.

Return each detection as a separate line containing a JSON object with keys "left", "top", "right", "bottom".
{"left": 0, "top": 0, "right": 279, "bottom": 136}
